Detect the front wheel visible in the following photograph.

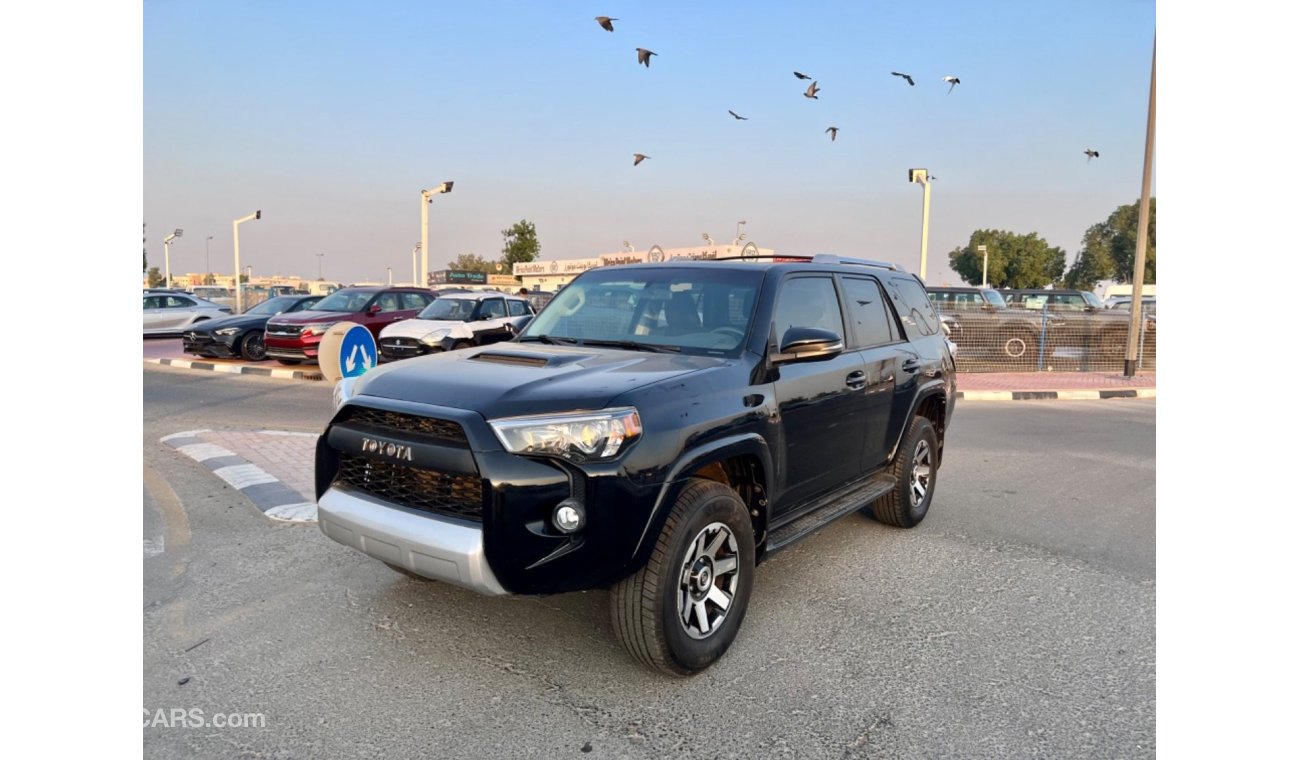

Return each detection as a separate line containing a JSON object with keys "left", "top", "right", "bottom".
{"left": 610, "top": 479, "right": 755, "bottom": 676}
{"left": 239, "top": 330, "right": 267, "bottom": 361}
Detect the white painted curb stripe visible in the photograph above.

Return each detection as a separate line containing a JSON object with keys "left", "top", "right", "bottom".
{"left": 212, "top": 463, "right": 279, "bottom": 490}
{"left": 961, "top": 391, "right": 1013, "bottom": 401}
{"left": 259, "top": 430, "right": 318, "bottom": 438}
{"left": 1055, "top": 390, "right": 1101, "bottom": 400}
{"left": 161, "top": 429, "right": 212, "bottom": 442}
{"left": 265, "top": 502, "right": 318, "bottom": 522}
{"left": 176, "top": 442, "right": 236, "bottom": 462}
{"left": 1135, "top": 388, "right": 1156, "bottom": 398}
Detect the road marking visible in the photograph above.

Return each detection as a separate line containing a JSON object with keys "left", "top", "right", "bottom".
{"left": 265, "top": 502, "right": 318, "bottom": 522}
{"left": 163, "top": 431, "right": 318, "bottom": 524}
{"left": 212, "top": 463, "right": 279, "bottom": 490}
{"left": 161, "top": 429, "right": 212, "bottom": 442}
{"left": 176, "top": 442, "right": 235, "bottom": 462}
{"left": 144, "top": 536, "right": 165, "bottom": 558}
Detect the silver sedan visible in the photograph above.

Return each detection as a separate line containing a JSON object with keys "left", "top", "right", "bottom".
{"left": 143, "top": 292, "right": 233, "bottom": 335}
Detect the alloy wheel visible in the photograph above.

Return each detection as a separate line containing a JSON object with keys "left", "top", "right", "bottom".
{"left": 677, "top": 522, "right": 741, "bottom": 640}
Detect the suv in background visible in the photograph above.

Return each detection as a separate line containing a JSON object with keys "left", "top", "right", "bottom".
{"left": 264, "top": 286, "right": 436, "bottom": 365}
{"left": 1004, "top": 288, "right": 1136, "bottom": 359}
{"left": 318, "top": 255, "right": 955, "bottom": 675}
{"left": 926, "top": 286, "right": 1046, "bottom": 360}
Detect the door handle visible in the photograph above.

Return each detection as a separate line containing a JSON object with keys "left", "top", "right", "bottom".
{"left": 845, "top": 370, "right": 867, "bottom": 389}
{"left": 901, "top": 359, "right": 921, "bottom": 373}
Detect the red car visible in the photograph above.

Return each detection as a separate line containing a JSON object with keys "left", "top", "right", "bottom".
{"left": 264, "top": 286, "right": 437, "bottom": 365}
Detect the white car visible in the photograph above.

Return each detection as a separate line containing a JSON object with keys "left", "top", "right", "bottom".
{"left": 143, "top": 292, "right": 232, "bottom": 335}
{"left": 377, "top": 292, "right": 534, "bottom": 361}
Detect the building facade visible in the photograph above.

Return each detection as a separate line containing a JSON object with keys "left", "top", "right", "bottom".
{"left": 512, "top": 245, "right": 777, "bottom": 291}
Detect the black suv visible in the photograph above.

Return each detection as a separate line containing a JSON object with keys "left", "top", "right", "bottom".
{"left": 926, "top": 286, "right": 1046, "bottom": 360}
{"left": 316, "top": 256, "right": 956, "bottom": 675}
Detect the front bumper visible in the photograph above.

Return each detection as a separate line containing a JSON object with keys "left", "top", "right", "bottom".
{"left": 182, "top": 332, "right": 238, "bottom": 358}
{"left": 318, "top": 486, "right": 508, "bottom": 596}
{"left": 378, "top": 336, "right": 438, "bottom": 362}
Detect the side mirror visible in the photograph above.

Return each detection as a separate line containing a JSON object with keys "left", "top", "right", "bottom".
{"left": 509, "top": 316, "right": 534, "bottom": 334}
{"left": 772, "top": 327, "right": 844, "bottom": 364}
{"left": 368, "top": 303, "right": 382, "bottom": 315}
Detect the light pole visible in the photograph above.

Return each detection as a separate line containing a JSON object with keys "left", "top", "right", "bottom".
{"left": 232, "top": 210, "right": 261, "bottom": 314}
{"left": 420, "top": 181, "right": 454, "bottom": 286}
{"left": 908, "top": 168, "right": 932, "bottom": 280}
{"left": 734, "top": 220, "right": 747, "bottom": 245}
{"left": 978, "top": 245, "right": 988, "bottom": 287}
{"left": 387, "top": 267, "right": 393, "bottom": 286}
{"left": 1125, "top": 36, "right": 1157, "bottom": 378}
{"left": 163, "top": 228, "right": 183, "bottom": 288}
{"left": 412, "top": 243, "right": 420, "bottom": 286}
{"left": 316, "top": 253, "right": 325, "bottom": 280}
{"left": 205, "top": 235, "right": 213, "bottom": 280}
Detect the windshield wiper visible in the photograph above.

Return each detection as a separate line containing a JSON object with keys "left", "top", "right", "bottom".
{"left": 577, "top": 339, "right": 681, "bottom": 353}
{"left": 518, "top": 334, "right": 578, "bottom": 345}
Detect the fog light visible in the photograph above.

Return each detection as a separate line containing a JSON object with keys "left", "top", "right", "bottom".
{"left": 552, "top": 500, "right": 585, "bottom": 533}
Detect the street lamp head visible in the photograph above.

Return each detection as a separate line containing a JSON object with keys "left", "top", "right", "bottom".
{"left": 255, "top": 210, "right": 261, "bottom": 220}
{"left": 908, "top": 168, "right": 928, "bottom": 184}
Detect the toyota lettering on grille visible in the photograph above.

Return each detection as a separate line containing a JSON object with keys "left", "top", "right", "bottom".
{"left": 361, "top": 437, "right": 414, "bottom": 462}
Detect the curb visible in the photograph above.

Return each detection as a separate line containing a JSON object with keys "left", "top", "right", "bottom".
{"left": 956, "top": 388, "right": 1155, "bottom": 402}
{"left": 146, "top": 357, "right": 323, "bottom": 381}
{"left": 161, "top": 429, "right": 318, "bottom": 522}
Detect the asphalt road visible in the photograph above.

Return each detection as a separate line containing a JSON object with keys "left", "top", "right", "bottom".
{"left": 144, "top": 366, "right": 1155, "bottom": 759}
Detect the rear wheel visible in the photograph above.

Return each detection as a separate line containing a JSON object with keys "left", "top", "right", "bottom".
{"left": 239, "top": 330, "right": 267, "bottom": 361}
{"left": 610, "top": 479, "right": 755, "bottom": 676}
{"left": 869, "top": 415, "right": 938, "bottom": 528}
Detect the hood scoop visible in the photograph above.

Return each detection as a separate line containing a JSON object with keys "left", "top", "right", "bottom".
{"left": 470, "top": 350, "right": 587, "bottom": 368}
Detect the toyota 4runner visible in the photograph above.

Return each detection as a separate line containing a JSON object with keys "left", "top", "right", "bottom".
{"left": 317, "top": 256, "right": 956, "bottom": 675}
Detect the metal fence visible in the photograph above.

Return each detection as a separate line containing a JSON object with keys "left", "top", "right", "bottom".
{"left": 938, "top": 304, "right": 1156, "bottom": 373}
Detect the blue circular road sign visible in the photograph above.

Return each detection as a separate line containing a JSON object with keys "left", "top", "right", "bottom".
{"left": 338, "top": 324, "right": 378, "bottom": 378}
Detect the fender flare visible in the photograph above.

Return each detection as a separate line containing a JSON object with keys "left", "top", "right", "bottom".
{"left": 887, "top": 382, "right": 951, "bottom": 461}
{"left": 630, "top": 433, "right": 774, "bottom": 561}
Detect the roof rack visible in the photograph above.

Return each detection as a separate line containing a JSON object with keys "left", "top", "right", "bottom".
{"left": 810, "top": 254, "right": 905, "bottom": 272}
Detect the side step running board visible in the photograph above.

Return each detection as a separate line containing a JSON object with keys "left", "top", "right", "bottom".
{"left": 765, "top": 473, "right": 897, "bottom": 554}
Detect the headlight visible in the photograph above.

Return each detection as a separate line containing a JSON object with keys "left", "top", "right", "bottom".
{"left": 420, "top": 328, "right": 451, "bottom": 345}
{"left": 304, "top": 322, "right": 337, "bottom": 336}
{"left": 332, "top": 375, "right": 358, "bottom": 411}
{"left": 489, "top": 408, "right": 642, "bottom": 462}
{"left": 214, "top": 327, "right": 240, "bottom": 336}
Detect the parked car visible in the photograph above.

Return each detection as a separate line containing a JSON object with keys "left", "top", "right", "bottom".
{"left": 926, "top": 286, "right": 1046, "bottom": 359}
{"left": 377, "top": 292, "right": 535, "bottom": 361}
{"left": 191, "top": 285, "right": 236, "bottom": 309}
{"left": 319, "top": 255, "right": 956, "bottom": 674}
{"left": 143, "top": 293, "right": 232, "bottom": 335}
{"left": 264, "top": 286, "right": 436, "bottom": 365}
{"left": 181, "top": 294, "right": 323, "bottom": 361}
{"left": 1003, "top": 288, "right": 1135, "bottom": 358}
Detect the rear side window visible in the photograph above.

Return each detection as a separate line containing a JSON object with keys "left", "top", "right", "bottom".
{"left": 884, "top": 277, "right": 938, "bottom": 337}
{"left": 400, "top": 292, "right": 430, "bottom": 310}
{"left": 481, "top": 299, "right": 507, "bottom": 319}
{"left": 841, "top": 277, "right": 896, "bottom": 348}
{"left": 507, "top": 299, "right": 529, "bottom": 316}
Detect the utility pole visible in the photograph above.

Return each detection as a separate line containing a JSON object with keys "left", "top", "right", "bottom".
{"left": 979, "top": 245, "right": 988, "bottom": 288}
{"left": 1124, "top": 37, "right": 1156, "bottom": 378}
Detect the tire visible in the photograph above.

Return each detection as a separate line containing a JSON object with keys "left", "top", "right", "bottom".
{"left": 239, "top": 330, "right": 267, "bottom": 361}
{"left": 610, "top": 479, "right": 756, "bottom": 676}
{"left": 869, "top": 415, "right": 939, "bottom": 528}
{"left": 276, "top": 359, "right": 302, "bottom": 366}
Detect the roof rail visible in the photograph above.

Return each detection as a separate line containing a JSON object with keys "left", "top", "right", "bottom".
{"left": 705, "top": 254, "right": 813, "bottom": 262}
{"left": 810, "top": 254, "right": 905, "bottom": 272}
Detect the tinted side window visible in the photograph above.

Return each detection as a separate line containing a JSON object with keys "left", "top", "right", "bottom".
{"left": 292, "top": 297, "right": 322, "bottom": 312}
{"left": 481, "top": 299, "right": 506, "bottom": 319}
{"left": 165, "top": 296, "right": 195, "bottom": 308}
{"left": 773, "top": 276, "right": 844, "bottom": 342}
{"left": 885, "top": 277, "right": 938, "bottom": 337}
{"left": 375, "top": 293, "right": 400, "bottom": 312}
{"left": 841, "top": 277, "right": 895, "bottom": 348}
{"left": 507, "top": 299, "right": 529, "bottom": 317}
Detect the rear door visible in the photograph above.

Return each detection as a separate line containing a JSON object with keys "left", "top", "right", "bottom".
{"left": 839, "top": 275, "right": 908, "bottom": 471}
{"left": 143, "top": 296, "right": 165, "bottom": 332}
{"left": 770, "top": 274, "right": 868, "bottom": 514}
{"left": 160, "top": 296, "right": 198, "bottom": 329}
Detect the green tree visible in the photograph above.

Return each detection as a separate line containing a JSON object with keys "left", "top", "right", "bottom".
{"left": 449, "top": 252, "right": 494, "bottom": 273}
{"left": 1066, "top": 199, "right": 1156, "bottom": 290}
{"left": 146, "top": 267, "right": 164, "bottom": 287}
{"left": 500, "top": 219, "right": 540, "bottom": 269}
{"left": 947, "top": 230, "right": 1066, "bottom": 289}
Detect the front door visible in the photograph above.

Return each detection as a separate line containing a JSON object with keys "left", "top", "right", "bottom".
{"left": 770, "top": 275, "right": 867, "bottom": 515}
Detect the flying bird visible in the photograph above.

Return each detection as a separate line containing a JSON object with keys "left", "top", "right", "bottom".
{"left": 793, "top": 71, "right": 813, "bottom": 80}
{"left": 804, "top": 81, "right": 820, "bottom": 99}
{"left": 1084, "top": 149, "right": 1100, "bottom": 162}
{"left": 633, "top": 153, "right": 650, "bottom": 166}
{"left": 636, "top": 48, "right": 657, "bottom": 68}
{"left": 943, "top": 75, "right": 961, "bottom": 93}
{"left": 825, "top": 127, "right": 839, "bottom": 141}
{"left": 728, "top": 110, "right": 749, "bottom": 121}
{"left": 594, "top": 16, "right": 617, "bottom": 32}
{"left": 891, "top": 71, "right": 915, "bottom": 86}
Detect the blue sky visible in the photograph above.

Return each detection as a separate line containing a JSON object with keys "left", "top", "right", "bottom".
{"left": 144, "top": 0, "right": 1155, "bottom": 286}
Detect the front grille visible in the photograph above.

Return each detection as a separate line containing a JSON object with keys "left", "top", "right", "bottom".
{"left": 335, "top": 453, "right": 483, "bottom": 522}
{"left": 267, "top": 323, "right": 302, "bottom": 336}
{"left": 340, "top": 406, "right": 468, "bottom": 444}
{"left": 379, "top": 338, "right": 427, "bottom": 359}
{"left": 267, "top": 347, "right": 308, "bottom": 358}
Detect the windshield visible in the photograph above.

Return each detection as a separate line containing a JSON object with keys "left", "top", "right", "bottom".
{"left": 1082, "top": 291, "right": 1104, "bottom": 309}
{"left": 246, "top": 296, "right": 295, "bottom": 316}
{"left": 984, "top": 289, "right": 1008, "bottom": 308}
{"left": 313, "top": 290, "right": 374, "bottom": 312}
{"left": 520, "top": 267, "right": 764, "bottom": 355}
{"left": 417, "top": 298, "right": 477, "bottom": 321}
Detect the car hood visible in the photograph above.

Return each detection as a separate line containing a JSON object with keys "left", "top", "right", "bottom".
{"left": 267, "top": 309, "right": 355, "bottom": 326}
{"left": 186, "top": 313, "right": 270, "bottom": 333}
{"left": 379, "top": 319, "right": 466, "bottom": 340}
{"left": 352, "top": 343, "right": 728, "bottom": 417}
